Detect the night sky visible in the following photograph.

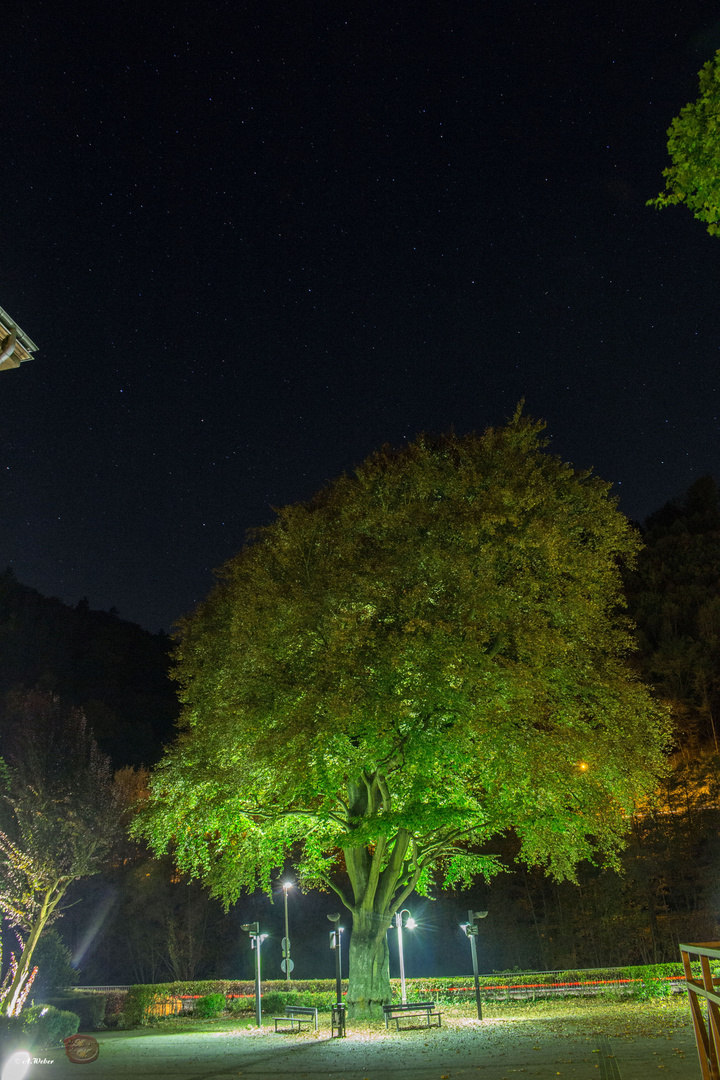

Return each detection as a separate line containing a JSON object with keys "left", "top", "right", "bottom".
{"left": 2, "top": 0, "right": 720, "bottom": 633}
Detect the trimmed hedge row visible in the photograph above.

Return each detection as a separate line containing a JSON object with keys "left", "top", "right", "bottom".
{"left": 47, "top": 993, "right": 108, "bottom": 1030}
{"left": 121, "top": 980, "right": 350, "bottom": 1025}
{"left": 120, "top": 962, "right": 711, "bottom": 1025}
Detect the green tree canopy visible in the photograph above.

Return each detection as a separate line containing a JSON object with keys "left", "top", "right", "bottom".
{"left": 648, "top": 50, "right": 720, "bottom": 234}
{"left": 137, "top": 414, "right": 669, "bottom": 1017}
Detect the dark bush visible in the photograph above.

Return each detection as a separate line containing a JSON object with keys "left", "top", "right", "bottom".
{"left": 31, "top": 930, "right": 79, "bottom": 997}
{"left": 47, "top": 993, "right": 106, "bottom": 1030}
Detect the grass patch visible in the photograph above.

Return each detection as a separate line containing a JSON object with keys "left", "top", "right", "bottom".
{"left": 134, "top": 991, "right": 693, "bottom": 1043}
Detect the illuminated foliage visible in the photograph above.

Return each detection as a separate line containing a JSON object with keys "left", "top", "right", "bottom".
{"left": 0, "top": 692, "right": 119, "bottom": 1014}
{"left": 137, "top": 412, "right": 669, "bottom": 1017}
{"left": 648, "top": 50, "right": 720, "bottom": 234}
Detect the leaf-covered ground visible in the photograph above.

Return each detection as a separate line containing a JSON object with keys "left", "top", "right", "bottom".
{"left": 77, "top": 994, "right": 695, "bottom": 1079}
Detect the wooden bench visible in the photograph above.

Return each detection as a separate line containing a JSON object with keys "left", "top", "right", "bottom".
{"left": 273, "top": 1005, "right": 318, "bottom": 1032}
{"left": 383, "top": 1001, "right": 441, "bottom": 1030}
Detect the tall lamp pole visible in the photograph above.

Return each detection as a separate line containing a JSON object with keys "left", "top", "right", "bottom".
{"left": 328, "top": 913, "right": 346, "bottom": 1037}
{"left": 242, "top": 922, "right": 267, "bottom": 1027}
{"left": 281, "top": 882, "right": 293, "bottom": 982}
{"left": 461, "top": 910, "right": 488, "bottom": 1020}
{"left": 394, "top": 909, "right": 417, "bottom": 1005}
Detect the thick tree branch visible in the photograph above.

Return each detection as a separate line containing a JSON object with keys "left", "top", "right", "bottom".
{"left": 375, "top": 828, "right": 411, "bottom": 914}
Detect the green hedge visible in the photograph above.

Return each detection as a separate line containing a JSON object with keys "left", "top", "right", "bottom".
{"left": 122, "top": 980, "right": 350, "bottom": 1026}
{"left": 104, "top": 991, "right": 127, "bottom": 1028}
{"left": 121, "top": 963, "right": 707, "bottom": 1026}
{"left": 47, "top": 993, "right": 107, "bottom": 1031}
{"left": 400, "top": 963, "right": 711, "bottom": 1002}
{"left": 259, "top": 990, "right": 338, "bottom": 1015}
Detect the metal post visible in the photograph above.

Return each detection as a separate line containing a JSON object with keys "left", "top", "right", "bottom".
{"left": 334, "top": 927, "right": 343, "bottom": 1005}
{"left": 469, "top": 927, "right": 481, "bottom": 1020}
{"left": 241, "top": 922, "right": 266, "bottom": 1028}
{"left": 396, "top": 913, "right": 407, "bottom": 1004}
{"left": 283, "top": 883, "right": 291, "bottom": 983}
{"left": 462, "top": 910, "right": 488, "bottom": 1021}
{"left": 254, "top": 934, "right": 262, "bottom": 1027}
{"left": 328, "top": 913, "right": 346, "bottom": 1037}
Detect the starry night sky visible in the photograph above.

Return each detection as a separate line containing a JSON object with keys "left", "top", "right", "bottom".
{"left": 1, "top": 0, "right": 720, "bottom": 632}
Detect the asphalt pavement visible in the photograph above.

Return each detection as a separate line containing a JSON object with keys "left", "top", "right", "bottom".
{"left": 7, "top": 1013, "right": 700, "bottom": 1080}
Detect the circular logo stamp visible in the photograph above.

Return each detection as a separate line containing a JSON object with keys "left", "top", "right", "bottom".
{"left": 63, "top": 1034, "right": 100, "bottom": 1064}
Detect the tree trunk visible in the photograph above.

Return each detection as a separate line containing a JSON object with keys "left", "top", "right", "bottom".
{"left": 5, "top": 886, "right": 64, "bottom": 1016}
{"left": 346, "top": 908, "right": 393, "bottom": 1019}
{"left": 340, "top": 778, "right": 421, "bottom": 1019}
{"left": 5, "top": 914, "right": 44, "bottom": 1016}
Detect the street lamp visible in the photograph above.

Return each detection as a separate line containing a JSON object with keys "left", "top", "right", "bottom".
{"left": 394, "top": 909, "right": 417, "bottom": 1005}
{"left": 281, "top": 882, "right": 294, "bottom": 982}
{"left": 241, "top": 922, "right": 268, "bottom": 1027}
{"left": 327, "top": 913, "right": 346, "bottom": 1037}
{"left": 460, "top": 909, "right": 488, "bottom": 1020}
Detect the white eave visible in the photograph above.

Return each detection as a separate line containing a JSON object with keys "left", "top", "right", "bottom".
{"left": 0, "top": 305, "right": 37, "bottom": 371}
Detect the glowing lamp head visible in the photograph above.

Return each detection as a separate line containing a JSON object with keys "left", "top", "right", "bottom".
{"left": 1, "top": 1051, "right": 30, "bottom": 1080}
{"left": 405, "top": 916, "right": 417, "bottom": 930}
{"left": 578, "top": 761, "right": 588, "bottom": 771}
{"left": 282, "top": 881, "right": 293, "bottom": 891}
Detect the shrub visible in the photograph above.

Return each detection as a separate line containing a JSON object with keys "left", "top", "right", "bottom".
{"left": 47, "top": 993, "right": 107, "bottom": 1030}
{"left": 193, "top": 993, "right": 226, "bottom": 1019}
{"left": 227, "top": 999, "right": 250, "bottom": 1016}
{"left": 23, "top": 1005, "right": 80, "bottom": 1048}
{"left": 631, "top": 980, "right": 675, "bottom": 1001}
{"left": 261, "top": 992, "right": 294, "bottom": 1015}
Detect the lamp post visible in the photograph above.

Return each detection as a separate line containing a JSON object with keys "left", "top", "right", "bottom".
{"left": 328, "top": 913, "right": 346, "bottom": 1037}
{"left": 461, "top": 910, "right": 488, "bottom": 1020}
{"left": 394, "top": 909, "right": 417, "bottom": 1005}
{"left": 241, "top": 922, "right": 268, "bottom": 1027}
{"left": 281, "top": 882, "right": 293, "bottom": 982}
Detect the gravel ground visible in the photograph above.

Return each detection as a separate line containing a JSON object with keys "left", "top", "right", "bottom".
{"left": 11, "top": 997, "right": 701, "bottom": 1080}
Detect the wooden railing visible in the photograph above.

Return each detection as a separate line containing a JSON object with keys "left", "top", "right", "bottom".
{"left": 680, "top": 942, "right": 720, "bottom": 1080}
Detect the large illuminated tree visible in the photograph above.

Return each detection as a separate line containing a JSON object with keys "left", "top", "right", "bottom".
{"left": 138, "top": 412, "right": 669, "bottom": 1018}
{"left": 648, "top": 49, "right": 720, "bottom": 235}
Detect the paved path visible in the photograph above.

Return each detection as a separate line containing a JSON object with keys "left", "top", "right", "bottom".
{"left": 12, "top": 1015, "right": 700, "bottom": 1080}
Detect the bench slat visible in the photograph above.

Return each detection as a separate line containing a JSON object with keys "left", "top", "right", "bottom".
{"left": 382, "top": 1001, "right": 441, "bottom": 1029}
{"left": 273, "top": 1005, "right": 318, "bottom": 1032}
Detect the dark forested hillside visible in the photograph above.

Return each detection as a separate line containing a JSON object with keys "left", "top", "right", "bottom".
{"left": 626, "top": 476, "right": 720, "bottom": 753}
{"left": 0, "top": 568, "right": 179, "bottom": 766}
